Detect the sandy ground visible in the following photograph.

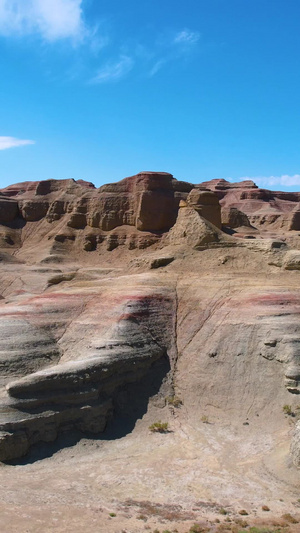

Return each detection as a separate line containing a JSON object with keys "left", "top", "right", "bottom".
{"left": 1, "top": 402, "right": 299, "bottom": 533}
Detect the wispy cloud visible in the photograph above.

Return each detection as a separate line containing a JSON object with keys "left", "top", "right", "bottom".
{"left": 149, "top": 59, "right": 166, "bottom": 77}
{"left": 0, "top": 0, "right": 86, "bottom": 42}
{"left": 239, "top": 174, "right": 300, "bottom": 188}
{"left": 90, "top": 55, "right": 134, "bottom": 84}
{"left": 173, "top": 29, "right": 200, "bottom": 46}
{"left": 0, "top": 136, "right": 35, "bottom": 150}
{"left": 0, "top": 4, "right": 200, "bottom": 84}
{"left": 149, "top": 27, "right": 200, "bottom": 76}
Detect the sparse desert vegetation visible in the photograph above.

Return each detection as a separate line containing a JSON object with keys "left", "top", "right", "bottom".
{"left": 149, "top": 421, "right": 169, "bottom": 433}
{"left": 166, "top": 395, "right": 183, "bottom": 408}
{"left": 283, "top": 405, "right": 294, "bottom": 416}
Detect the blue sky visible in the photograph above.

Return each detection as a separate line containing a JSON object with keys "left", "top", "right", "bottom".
{"left": 1, "top": 0, "right": 300, "bottom": 191}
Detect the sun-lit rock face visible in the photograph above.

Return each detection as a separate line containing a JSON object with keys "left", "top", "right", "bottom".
{"left": 200, "top": 178, "right": 300, "bottom": 230}
{"left": 0, "top": 173, "right": 299, "bottom": 264}
{"left": 0, "top": 172, "right": 194, "bottom": 259}
{"left": 0, "top": 171, "right": 193, "bottom": 231}
{"left": 0, "top": 172, "right": 299, "bottom": 465}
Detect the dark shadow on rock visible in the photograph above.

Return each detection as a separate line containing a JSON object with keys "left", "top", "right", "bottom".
{"left": 6, "top": 354, "right": 171, "bottom": 465}
{"left": 3, "top": 217, "right": 26, "bottom": 230}
{"left": 5, "top": 430, "right": 84, "bottom": 466}
{"left": 102, "top": 353, "right": 171, "bottom": 440}
{"left": 221, "top": 226, "right": 236, "bottom": 236}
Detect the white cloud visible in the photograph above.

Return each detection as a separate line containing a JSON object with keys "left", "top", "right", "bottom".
{"left": 0, "top": 136, "right": 35, "bottom": 150}
{"left": 174, "top": 29, "right": 200, "bottom": 46}
{"left": 149, "top": 59, "right": 166, "bottom": 77}
{"left": 239, "top": 175, "right": 300, "bottom": 188}
{"left": 91, "top": 55, "right": 134, "bottom": 84}
{"left": 148, "top": 28, "right": 200, "bottom": 76}
{"left": 0, "top": 0, "right": 85, "bottom": 42}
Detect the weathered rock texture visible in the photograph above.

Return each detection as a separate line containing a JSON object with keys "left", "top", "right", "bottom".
{"left": 201, "top": 178, "right": 300, "bottom": 231}
{"left": 0, "top": 172, "right": 299, "bottom": 491}
{"left": 291, "top": 421, "right": 300, "bottom": 467}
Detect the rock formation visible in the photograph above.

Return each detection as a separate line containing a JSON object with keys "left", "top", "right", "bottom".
{"left": 201, "top": 178, "right": 300, "bottom": 231}
{"left": 0, "top": 171, "right": 299, "bottom": 531}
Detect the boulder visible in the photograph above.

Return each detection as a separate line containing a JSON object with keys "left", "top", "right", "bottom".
{"left": 283, "top": 250, "right": 300, "bottom": 270}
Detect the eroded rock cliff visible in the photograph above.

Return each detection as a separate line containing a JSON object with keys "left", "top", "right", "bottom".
{"left": 0, "top": 171, "right": 299, "bottom": 489}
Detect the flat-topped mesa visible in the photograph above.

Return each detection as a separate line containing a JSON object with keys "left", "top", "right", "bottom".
{"left": 199, "top": 178, "right": 300, "bottom": 231}
{"left": 0, "top": 171, "right": 193, "bottom": 231}
{"left": 200, "top": 178, "right": 258, "bottom": 191}
{"left": 0, "top": 172, "right": 199, "bottom": 260}
{"left": 0, "top": 172, "right": 299, "bottom": 262}
{"left": 96, "top": 171, "right": 193, "bottom": 232}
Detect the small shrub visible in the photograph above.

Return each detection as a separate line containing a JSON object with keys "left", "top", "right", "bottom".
{"left": 109, "top": 512, "right": 116, "bottom": 517}
{"left": 215, "top": 524, "right": 233, "bottom": 532}
{"left": 283, "top": 404, "right": 293, "bottom": 416}
{"left": 235, "top": 518, "right": 248, "bottom": 527}
{"left": 137, "top": 514, "right": 147, "bottom": 521}
{"left": 149, "top": 421, "right": 169, "bottom": 433}
{"left": 262, "top": 505, "right": 270, "bottom": 511}
{"left": 166, "top": 395, "right": 183, "bottom": 408}
{"left": 247, "top": 526, "right": 287, "bottom": 533}
{"left": 201, "top": 415, "right": 209, "bottom": 424}
{"left": 219, "top": 507, "right": 227, "bottom": 515}
{"left": 189, "top": 524, "right": 209, "bottom": 533}
{"left": 282, "top": 512, "right": 299, "bottom": 523}
{"left": 238, "top": 509, "right": 248, "bottom": 515}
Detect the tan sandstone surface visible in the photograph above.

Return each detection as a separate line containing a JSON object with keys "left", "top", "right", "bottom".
{"left": 0, "top": 172, "right": 299, "bottom": 532}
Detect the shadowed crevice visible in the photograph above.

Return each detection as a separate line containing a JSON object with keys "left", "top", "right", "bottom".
{"left": 5, "top": 353, "right": 171, "bottom": 465}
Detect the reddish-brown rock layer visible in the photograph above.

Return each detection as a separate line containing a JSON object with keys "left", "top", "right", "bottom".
{"left": 1, "top": 174, "right": 299, "bottom": 259}
{"left": 0, "top": 172, "right": 193, "bottom": 231}
{"left": 0, "top": 172, "right": 225, "bottom": 261}
{"left": 201, "top": 178, "right": 300, "bottom": 230}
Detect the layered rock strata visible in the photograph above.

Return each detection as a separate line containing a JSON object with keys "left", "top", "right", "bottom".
{"left": 0, "top": 171, "right": 299, "bottom": 466}
{"left": 201, "top": 178, "right": 300, "bottom": 230}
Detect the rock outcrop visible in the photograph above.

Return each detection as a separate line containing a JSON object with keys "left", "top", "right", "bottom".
{"left": 0, "top": 171, "right": 299, "bottom": 472}
{"left": 0, "top": 172, "right": 195, "bottom": 260}
{"left": 221, "top": 206, "right": 251, "bottom": 229}
{"left": 201, "top": 178, "right": 300, "bottom": 231}
{"left": 0, "top": 171, "right": 193, "bottom": 231}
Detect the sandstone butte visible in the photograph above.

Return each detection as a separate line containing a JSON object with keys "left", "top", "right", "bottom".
{"left": 0, "top": 171, "right": 299, "bottom": 533}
